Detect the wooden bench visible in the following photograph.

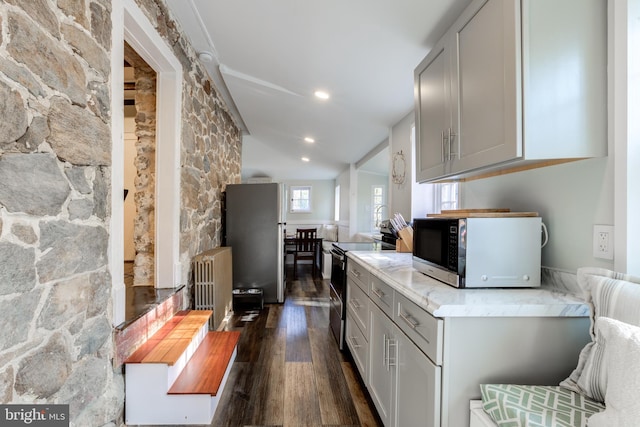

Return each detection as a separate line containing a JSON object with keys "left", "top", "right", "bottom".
{"left": 169, "top": 331, "right": 239, "bottom": 395}
{"left": 124, "top": 310, "right": 240, "bottom": 425}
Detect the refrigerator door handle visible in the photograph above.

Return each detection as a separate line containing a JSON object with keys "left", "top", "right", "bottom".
{"left": 277, "top": 223, "right": 285, "bottom": 303}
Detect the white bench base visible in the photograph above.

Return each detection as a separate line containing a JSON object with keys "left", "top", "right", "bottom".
{"left": 469, "top": 400, "right": 498, "bottom": 427}
{"left": 125, "top": 346, "right": 236, "bottom": 425}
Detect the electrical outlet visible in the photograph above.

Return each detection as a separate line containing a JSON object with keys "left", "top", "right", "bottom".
{"left": 593, "top": 225, "right": 614, "bottom": 260}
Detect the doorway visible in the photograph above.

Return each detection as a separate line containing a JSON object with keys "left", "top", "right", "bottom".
{"left": 111, "top": 0, "right": 183, "bottom": 326}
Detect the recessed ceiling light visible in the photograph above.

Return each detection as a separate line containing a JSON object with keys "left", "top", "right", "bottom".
{"left": 304, "top": 137, "right": 315, "bottom": 143}
{"left": 198, "top": 51, "right": 214, "bottom": 63}
{"left": 314, "top": 90, "right": 330, "bottom": 100}
{"left": 301, "top": 157, "right": 310, "bottom": 162}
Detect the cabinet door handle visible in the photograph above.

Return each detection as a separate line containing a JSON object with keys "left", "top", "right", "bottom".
{"left": 441, "top": 130, "right": 445, "bottom": 163}
{"left": 448, "top": 127, "right": 458, "bottom": 160}
{"left": 383, "top": 333, "right": 388, "bottom": 369}
{"left": 385, "top": 334, "right": 392, "bottom": 371}
{"left": 399, "top": 312, "right": 419, "bottom": 330}
{"left": 388, "top": 338, "right": 397, "bottom": 368}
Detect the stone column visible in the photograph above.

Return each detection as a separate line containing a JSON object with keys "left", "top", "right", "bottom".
{"left": 133, "top": 66, "right": 156, "bottom": 286}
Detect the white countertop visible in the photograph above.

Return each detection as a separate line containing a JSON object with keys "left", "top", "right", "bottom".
{"left": 347, "top": 251, "right": 589, "bottom": 318}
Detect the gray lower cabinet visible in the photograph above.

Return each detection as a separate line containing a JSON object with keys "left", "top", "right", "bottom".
{"left": 368, "top": 299, "right": 441, "bottom": 427}
{"left": 346, "top": 262, "right": 371, "bottom": 386}
{"left": 345, "top": 257, "right": 591, "bottom": 427}
{"left": 345, "top": 310, "right": 368, "bottom": 383}
{"left": 396, "top": 329, "right": 441, "bottom": 427}
{"left": 347, "top": 258, "right": 442, "bottom": 427}
{"left": 368, "top": 303, "right": 396, "bottom": 426}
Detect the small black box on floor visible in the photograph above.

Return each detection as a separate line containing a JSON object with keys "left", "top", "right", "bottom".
{"left": 232, "top": 288, "right": 264, "bottom": 311}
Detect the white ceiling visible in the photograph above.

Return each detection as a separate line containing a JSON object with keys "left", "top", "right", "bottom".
{"left": 165, "top": 0, "right": 471, "bottom": 181}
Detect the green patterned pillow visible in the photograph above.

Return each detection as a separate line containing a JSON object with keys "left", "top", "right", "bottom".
{"left": 481, "top": 384, "right": 604, "bottom": 427}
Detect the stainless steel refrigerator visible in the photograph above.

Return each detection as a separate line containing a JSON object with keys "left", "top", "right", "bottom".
{"left": 224, "top": 183, "right": 286, "bottom": 303}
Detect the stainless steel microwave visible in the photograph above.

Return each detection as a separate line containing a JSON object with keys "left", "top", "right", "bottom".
{"left": 412, "top": 217, "right": 542, "bottom": 288}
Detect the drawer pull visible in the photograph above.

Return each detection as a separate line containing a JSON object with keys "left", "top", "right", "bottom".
{"left": 399, "top": 312, "right": 420, "bottom": 330}
{"left": 351, "top": 269, "right": 361, "bottom": 278}
{"left": 348, "top": 336, "right": 361, "bottom": 349}
{"left": 372, "top": 288, "right": 385, "bottom": 299}
{"left": 348, "top": 299, "right": 361, "bottom": 310}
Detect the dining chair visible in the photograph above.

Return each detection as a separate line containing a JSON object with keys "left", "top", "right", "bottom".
{"left": 294, "top": 228, "right": 317, "bottom": 279}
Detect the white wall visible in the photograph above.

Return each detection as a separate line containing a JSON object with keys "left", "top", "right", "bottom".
{"left": 356, "top": 171, "right": 388, "bottom": 232}
{"left": 464, "top": 157, "right": 614, "bottom": 272}
{"left": 335, "top": 167, "right": 354, "bottom": 240}
{"left": 389, "top": 111, "right": 414, "bottom": 219}
{"left": 282, "top": 179, "right": 335, "bottom": 226}
{"left": 388, "top": 111, "right": 439, "bottom": 222}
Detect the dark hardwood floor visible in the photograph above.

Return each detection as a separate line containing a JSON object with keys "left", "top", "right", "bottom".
{"left": 212, "top": 264, "right": 383, "bottom": 427}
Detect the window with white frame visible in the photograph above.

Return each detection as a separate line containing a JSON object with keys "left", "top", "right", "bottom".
{"left": 289, "top": 186, "right": 312, "bottom": 213}
{"left": 371, "top": 185, "right": 386, "bottom": 230}
{"left": 438, "top": 182, "right": 459, "bottom": 212}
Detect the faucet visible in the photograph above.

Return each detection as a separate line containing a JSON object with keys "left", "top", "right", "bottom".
{"left": 375, "top": 204, "right": 387, "bottom": 229}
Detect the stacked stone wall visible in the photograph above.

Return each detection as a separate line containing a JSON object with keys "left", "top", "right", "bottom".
{"left": 0, "top": 1, "right": 123, "bottom": 426}
{"left": 0, "top": 0, "right": 241, "bottom": 425}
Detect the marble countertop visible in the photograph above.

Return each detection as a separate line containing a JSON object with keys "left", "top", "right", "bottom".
{"left": 346, "top": 251, "right": 589, "bottom": 318}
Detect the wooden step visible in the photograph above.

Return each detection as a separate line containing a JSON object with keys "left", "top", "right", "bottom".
{"left": 169, "top": 331, "right": 241, "bottom": 395}
{"left": 125, "top": 310, "right": 212, "bottom": 365}
{"left": 124, "top": 310, "right": 237, "bottom": 425}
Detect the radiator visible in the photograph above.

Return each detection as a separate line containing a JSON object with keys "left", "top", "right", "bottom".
{"left": 193, "top": 247, "right": 233, "bottom": 330}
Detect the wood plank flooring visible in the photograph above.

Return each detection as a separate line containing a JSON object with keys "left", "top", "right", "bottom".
{"left": 212, "top": 265, "right": 383, "bottom": 427}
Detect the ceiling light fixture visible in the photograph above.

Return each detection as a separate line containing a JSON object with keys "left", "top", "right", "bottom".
{"left": 301, "top": 157, "right": 310, "bottom": 162}
{"left": 314, "top": 90, "right": 330, "bottom": 100}
{"left": 304, "top": 137, "right": 315, "bottom": 143}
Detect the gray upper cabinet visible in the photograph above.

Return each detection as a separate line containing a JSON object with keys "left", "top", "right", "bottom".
{"left": 414, "top": 0, "right": 607, "bottom": 183}
{"left": 415, "top": 37, "right": 450, "bottom": 180}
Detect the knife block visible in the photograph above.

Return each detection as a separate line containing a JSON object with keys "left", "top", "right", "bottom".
{"left": 396, "top": 226, "right": 413, "bottom": 253}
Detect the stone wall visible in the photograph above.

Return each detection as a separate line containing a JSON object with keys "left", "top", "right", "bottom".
{"left": 0, "top": 0, "right": 242, "bottom": 426}
{"left": 0, "top": 1, "right": 122, "bottom": 425}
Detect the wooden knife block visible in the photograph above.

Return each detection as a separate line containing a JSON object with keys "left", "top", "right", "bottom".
{"left": 396, "top": 226, "right": 413, "bottom": 253}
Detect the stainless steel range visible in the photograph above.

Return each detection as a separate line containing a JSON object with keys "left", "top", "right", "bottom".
{"left": 329, "top": 241, "right": 395, "bottom": 350}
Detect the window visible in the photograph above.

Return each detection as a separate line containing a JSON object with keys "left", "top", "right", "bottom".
{"left": 438, "top": 182, "right": 459, "bottom": 212}
{"left": 371, "top": 185, "right": 386, "bottom": 230}
{"left": 290, "top": 186, "right": 312, "bottom": 213}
